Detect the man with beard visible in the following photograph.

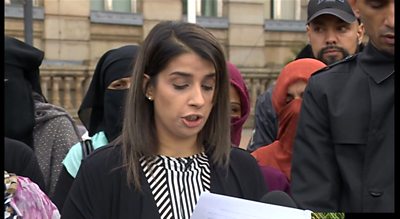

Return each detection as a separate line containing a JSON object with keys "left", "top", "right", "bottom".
{"left": 305, "top": 0, "right": 365, "bottom": 65}
{"left": 291, "top": 0, "right": 394, "bottom": 212}
{"left": 247, "top": 0, "right": 365, "bottom": 152}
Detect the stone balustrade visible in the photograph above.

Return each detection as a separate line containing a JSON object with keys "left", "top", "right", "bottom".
{"left": 39, "top": 65, "right": 281, "bottom": 127}
{"left": 39, "top": 65, "right": 94, "bottom": 122}
{"left": 240, "top": 66, "right": 281, "bottom": 128}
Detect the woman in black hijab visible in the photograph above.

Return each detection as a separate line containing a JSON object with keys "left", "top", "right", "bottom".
{"left": 52, "top": 45, "right": 140, "bottom": 209}
{"left": 4, "top": 36, "right": 44, "bottom": 148}
{"left": 78, "top": 45, "right": 140, "bottom": 142}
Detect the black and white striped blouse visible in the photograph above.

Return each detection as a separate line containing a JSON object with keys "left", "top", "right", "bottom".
{"left": 140, "top": 152, "right": 210, "bottom": 219}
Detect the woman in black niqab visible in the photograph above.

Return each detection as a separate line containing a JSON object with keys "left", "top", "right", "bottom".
{"left": 4, "top": 36, "right": 44, "bottom": 148}
{"left": 52, "top": 45, "right": 140, "bottom": 210}
{"left": 78, "top": 45, "right": 140, "bottom": 142}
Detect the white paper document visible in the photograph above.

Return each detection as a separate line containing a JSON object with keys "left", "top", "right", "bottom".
{"left": 191, "top": 192, "right": 312, "bottom": 219}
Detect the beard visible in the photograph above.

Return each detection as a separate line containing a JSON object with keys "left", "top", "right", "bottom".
{"left": 317, "top": 46, "right": 350, "bottom": 65}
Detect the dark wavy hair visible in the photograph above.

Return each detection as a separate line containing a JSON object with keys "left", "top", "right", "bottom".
{"left": 119, "top": 21, "right": 231, "bottom": 189}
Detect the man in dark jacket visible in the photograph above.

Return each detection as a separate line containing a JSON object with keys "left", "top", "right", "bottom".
{"left": 247, "top": 0, "right": 365, "bottom": 152}
{"left": 291, "top": 0, "right": 394, "bottom": 212}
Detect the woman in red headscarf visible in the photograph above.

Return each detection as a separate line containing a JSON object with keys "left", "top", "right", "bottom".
{"left": 227, "top": 61, "right": 250, "bottom": 147}
{"left": 251, "top": 58, "right": 326, "bottom": 180}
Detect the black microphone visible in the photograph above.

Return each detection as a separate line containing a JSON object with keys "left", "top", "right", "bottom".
{"left": 260, "top": 191, "right": 298, "bottom": 208}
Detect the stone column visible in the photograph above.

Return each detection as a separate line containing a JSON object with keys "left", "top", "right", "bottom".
{"left": 63, "top": 76, "right": 74, "bottom": 110}
{"left": 42, "top": 0, "right": 90, "bottom": 62}
{"left": 225, "top": 0, "right": 265, "bottom": 68}
{"left": 75, "top": 75, "right": 85, "bottom": 108}
{"left": 141, "top": 0, "right": 182, "bottom": 39}
{"left": 40, "top": 76, "right": 50, "bottom": 100}
{"left": 42, "top": 0, "right": 90, "bottom": 113}
{"left": 51, "top": 77, "right": 61, "bottom": 106}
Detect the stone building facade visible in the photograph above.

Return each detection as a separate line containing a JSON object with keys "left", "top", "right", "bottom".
{"left": 5, "top": 0, "right": 310, "bottom": 128}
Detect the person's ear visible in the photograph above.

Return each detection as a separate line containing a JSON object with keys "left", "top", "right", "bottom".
{"left": 357, "top": 22, "right": 365, "bottom": 45}
{"left": 348, "top": 0, "right": 360, "bottom": 18}
{"left": 143, "top": 74, "right": 153, "bottom": 100}
{"left": 306, "top": 25, "right": 311, "bottom": 43}
{"left": 306, "top": 24, "right": 311, "bottom": 45}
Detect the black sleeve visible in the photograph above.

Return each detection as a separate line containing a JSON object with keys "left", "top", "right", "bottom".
{"left": 61, "top": 159, "right": 97, "bottom": 219}
{"left": 290, "top": 77, "right": 340, "bottom": 211}
{"left": 51, "top": 166, "right": 75, "bottom": 211}
{"left": 61, "top": 145, "right": 117, "bottom": 219}
{"left": 4, "top": 137, "right": 46, "bottom": 193}
{"left": 247, "top": 87, "right": 278, "bottom": 152}
{"left": 251, "top": 160, "right": 269, "bottom": 201}
{"left": 230, "top": 148, "right": 268, "bottom": 201}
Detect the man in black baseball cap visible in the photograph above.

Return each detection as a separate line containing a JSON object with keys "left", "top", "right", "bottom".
{"left": 247, "top": 0, "right": 366, "bottom": 153}
{"left": 307, "top": 0, "right": 356, "bottom": 24}
{"left": 305, "top": 0, "right": 364, "bottom": 65}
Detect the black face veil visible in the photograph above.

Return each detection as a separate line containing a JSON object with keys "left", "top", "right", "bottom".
{"left": 4, "top": 36, "right": 45, "bottom": 148}
{"left": 78, "top": 45, "right": 140, "bottom": 142}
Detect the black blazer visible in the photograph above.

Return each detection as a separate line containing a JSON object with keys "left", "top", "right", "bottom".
{"left": 61, "top": 144, "right": 267, "bottom": 218}
{"left": 291, "top": 42, "right": 394, "bottom": 212}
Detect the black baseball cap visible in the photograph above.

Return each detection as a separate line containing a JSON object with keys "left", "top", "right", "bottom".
{"left": 307, "top": 0, "right": 356, "bottom": 24}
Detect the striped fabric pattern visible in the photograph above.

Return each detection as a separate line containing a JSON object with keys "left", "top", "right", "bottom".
{"left": 140, "top": 152, "right": 211, "bottom": 219}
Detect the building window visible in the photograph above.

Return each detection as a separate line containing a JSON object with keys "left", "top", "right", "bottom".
{"left": 265, "top": 0, "right": 305, "bottom": 20}
{"left": 91, "top": 0, "right": 141, "bottom": 13}
{"left": 5, "top": 0, "right": 41, "bottom": 7}
{"left": 183, "top": 0, "right": 223, "bottom": 17}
